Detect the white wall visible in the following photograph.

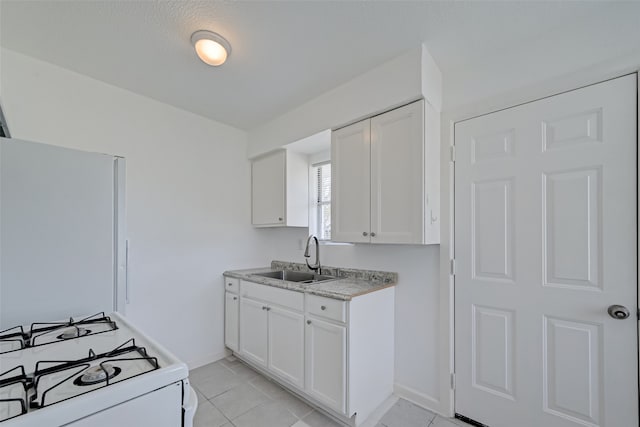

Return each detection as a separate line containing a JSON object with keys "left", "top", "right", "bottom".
{"left": 247, "top": 46, "right": 444, "bottom": 410}
{"left": 0, "top": 47, "right": 277, "bottom": 367}
{"left": 247, "top": 47, "right": 423, "bottom": 158}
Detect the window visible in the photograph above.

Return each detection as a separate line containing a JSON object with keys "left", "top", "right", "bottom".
{"left": 312, "top": 162, "right": 331, "bottom": 240}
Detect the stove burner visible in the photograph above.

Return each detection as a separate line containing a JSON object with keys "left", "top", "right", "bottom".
{"left": 73, "top": 364, "right": 121, "bottom": 386}
{"left": 57, "top": 327, "right": 91, "bottom": 340}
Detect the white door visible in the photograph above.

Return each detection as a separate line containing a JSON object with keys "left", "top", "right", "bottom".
{"left": 225, "top": 292, "right": 239, "bottom": 352}
{"left": 252, "top": 150, "right": 285, "bottom": 226}
{"left": 331, "top": 119, "right": 371, "bottom": 243}
{"left": 371, "top": 100, "right": 424, "bottom": 244}
{"left": 268, "top": 306, "right": 305, "bottom": 388}
{"left": 239, "top": 297, "right": 268, "bottom": 367}
{"left": 454, "top": 74, "right": 638, "bottom": 427}
{"left": 305, "top": 316, "right": 346, "bottom": 414}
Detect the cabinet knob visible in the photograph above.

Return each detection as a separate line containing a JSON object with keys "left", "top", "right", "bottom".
{"left": 266, "top": 307, "right": 271, "bottom": 311}
{"left": 362, "top": 231, "right": 368, "bottom": 236}
{"left": 262, "top": 306, "right": 267, "bottom": 310}
{"left": 321, "top": 305, "right": 327, "bottom": 311}
{"left": 227, "top": 283, "right": 232, "bottom": 287}
{"left": 278, "top": 217, "right": 283, "bottom": 221}
{"left": 233, "top": 296, "right": 238, "bottom": 301}
{"left": 307, "top": 320, "right": 312, "bottom": 325}
{"left": 370, "top": 232, "right": 376, "bottom": 237}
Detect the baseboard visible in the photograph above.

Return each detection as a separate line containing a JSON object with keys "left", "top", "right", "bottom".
{"left": 187, "top": 349, "right": 230, "bottom": 370}
{"left": 393, "top": 383, "right": 442, "bottom": 416}
{"left": 358, "top": 394, "right": 399, "bottom": 427}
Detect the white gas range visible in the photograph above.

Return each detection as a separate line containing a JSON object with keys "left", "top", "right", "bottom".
{"left": 0, "top": 312, "right": 197, "bottom": 426}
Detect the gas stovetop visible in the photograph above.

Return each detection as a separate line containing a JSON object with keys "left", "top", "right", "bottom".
{"left": 0, "top": 312, "right": 187, "bottom": 425}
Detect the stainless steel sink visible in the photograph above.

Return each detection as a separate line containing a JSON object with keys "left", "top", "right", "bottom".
{"left": 251, "top": 270, "right": 338, "bottom": 284}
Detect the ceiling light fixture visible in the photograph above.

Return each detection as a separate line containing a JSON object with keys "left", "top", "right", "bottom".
{"left": 191, "top": 30, "right": 231, "bottom": 67}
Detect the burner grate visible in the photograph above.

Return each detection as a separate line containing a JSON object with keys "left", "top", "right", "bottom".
{"left": 0, "top": 366, "right": 29, "bottom": 422}
{"left": 30, "top": 338, "right": 159, "bottom": 409}
{"left": 1, "top": 312, "right": 119, "bottom": 355}
{"left": 0, "top": 326, "right": 27, "bottom": 355}
{"left": 29, "top": 312, "right": 118, "bottom": 347}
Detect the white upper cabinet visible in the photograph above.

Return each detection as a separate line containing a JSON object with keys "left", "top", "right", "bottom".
{"left": 332, "top": 99, "right": 437, "bottom": 244}
{"left": 251, "top": 150, "right": 308, "bottom": 227}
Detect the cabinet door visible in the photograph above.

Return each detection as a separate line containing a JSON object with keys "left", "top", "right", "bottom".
{"left": 224, "top": 292, "right": 239, "bottom": 352}
{"left": 239, "top": 297, "right": 269, "bottom": 367}
{"left": 370, "top": 100, "right": 424, "bottom": 244}
{"left": 268, "top": 306, "right": 305, "bottom": 388}
{"left": 252, "top": 150, "right": 285, "bottom": 226}
{"left": 331, "top": 119, "right": 371, "bottom": 243}
{"left": 305, "top": 317, "right": 347, "bottom": 414}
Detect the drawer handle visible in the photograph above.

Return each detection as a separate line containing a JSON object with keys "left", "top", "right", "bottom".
{"left": 321, "top": 305, "right": 327, "bottom": 311}
{"left": 307, "top": 320, "right": 312, "bottom": 325}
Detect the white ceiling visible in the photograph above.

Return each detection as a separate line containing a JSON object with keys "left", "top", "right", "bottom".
{"left": 1, "top": 1, "right": 638, "bottom": 130}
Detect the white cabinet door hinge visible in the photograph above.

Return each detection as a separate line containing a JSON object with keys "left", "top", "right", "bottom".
{"left": 450, "top": 146, "right": 456, "bottom": 163}
{"left": 450, "top": 259, "right": 456, "bottom": 276}
{"left": 451, "top": 373, "right": 456, "bottom": 390}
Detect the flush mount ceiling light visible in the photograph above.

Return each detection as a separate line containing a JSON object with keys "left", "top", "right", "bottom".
{"left": 191, "top": 30, "right": 231, "bottom": 67}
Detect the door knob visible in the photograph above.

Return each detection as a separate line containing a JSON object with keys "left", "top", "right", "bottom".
{"left": 607, "top": 305, "right": 631, "bottom": 319}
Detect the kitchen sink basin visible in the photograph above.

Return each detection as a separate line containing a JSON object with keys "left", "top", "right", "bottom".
{"left": 251, "top": 270, "right": 338, "bottom": 284}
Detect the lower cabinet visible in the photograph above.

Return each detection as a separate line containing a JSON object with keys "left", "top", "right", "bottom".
{"left": 224, "top": 292, "right": 239, "bottom": 352}
{"left": 225, "top": 276, "right": 394, "bottom": 426}
{"left": 305, "top": 316, "right": 346, "bottom": 413}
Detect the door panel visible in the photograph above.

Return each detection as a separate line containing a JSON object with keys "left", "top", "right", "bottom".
{"left": 543, "top": 316, "right": 602, "bottom": 426}
{"left": 239, "top": 297, "right": 268, "bottom": 367}
{"left": 268, "top": 306, "right": 304, "bottom": 388}
{"left": 225, "top": 292, "right": 239, "bottom": 352}
{"left": 472, "top": 178, "right": 515, "bottom": 282}
{"left": 471, "top": 305, "right": 515, "bottom": 400}
{"left": 331, "top": 119, "right": 370, "bottom": 243}
{"left": 252, "top": 150, "right": 285, "bottom": 226}
{"left": 455, "top": 74, "right": 637, "bottom": 427}
{"left": 370, "top": 100, "right": 424, "bottom": 244}
{"left": 305, "top": 316, "right": 346, "bottom": 414}
{"left": 543, "top": 168, "right": 600, "bottom": 289}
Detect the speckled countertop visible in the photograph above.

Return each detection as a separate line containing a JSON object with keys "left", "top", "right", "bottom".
{"left": 223, "top": 261, "right": 397, "bottom": 301}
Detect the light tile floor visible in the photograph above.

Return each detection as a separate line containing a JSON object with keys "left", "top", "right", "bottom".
{"left": 190, "top": 357, "right": 468, "bottom": 427}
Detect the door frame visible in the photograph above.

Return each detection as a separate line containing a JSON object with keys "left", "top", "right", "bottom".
{"left": 439, "top": 70, "right": 640, "bottom": 420}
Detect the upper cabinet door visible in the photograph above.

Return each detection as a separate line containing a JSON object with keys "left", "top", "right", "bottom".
{"left": 331, "top": 119, "right": 371, "bottom": 243}
{"left": 370, "top": 100, "right": 424, "bottom": 244}
{"left": 252, "top": 150, "right": 286, "bottom": 226}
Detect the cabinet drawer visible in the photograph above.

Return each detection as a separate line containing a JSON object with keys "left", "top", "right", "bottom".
{"left": 307, "top": 295, "right": 347, "bottom": 323}
{"left": 241, "top": 280, "right": 304, "bottom": 311}
{"left": 224, "top": 277, "right": 240, "bottom": 294}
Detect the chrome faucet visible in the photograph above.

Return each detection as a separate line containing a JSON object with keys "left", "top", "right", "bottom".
{"left": 304, "top": 235, "right": 321, "bottom": 274}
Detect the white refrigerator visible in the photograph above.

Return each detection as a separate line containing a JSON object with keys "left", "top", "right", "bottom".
{"left": 0, "top": 137, "right": 126, "bottom": 328}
